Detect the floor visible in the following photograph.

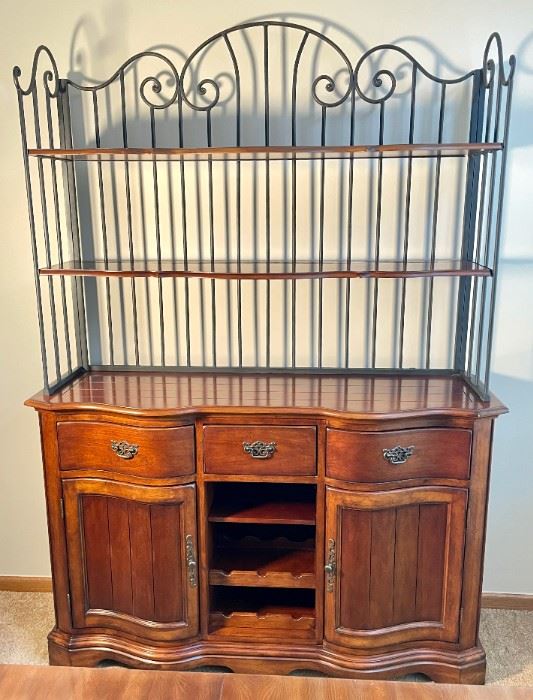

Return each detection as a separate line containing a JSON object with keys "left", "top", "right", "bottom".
{"left": 0, "top": 592, "right": 532, "bottom": 686}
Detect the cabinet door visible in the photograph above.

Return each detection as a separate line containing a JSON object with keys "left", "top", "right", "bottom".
{"left": 325, "top": 486, "right": 467, "bottom": 648}
{"left": 63, "top": 478, "right": 198, "bottom": 641}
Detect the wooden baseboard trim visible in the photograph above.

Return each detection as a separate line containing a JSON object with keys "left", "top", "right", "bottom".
{"left": 0, "top": 576, "right": 52, "bottom": 592}
{"left": 481, "top": 592, "right": 533, "bottom": 611}
{"left": 1, "top": 578, "right": 531, "bottom": 610}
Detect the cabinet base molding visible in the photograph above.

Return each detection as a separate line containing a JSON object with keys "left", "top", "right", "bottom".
{"left": 48, "top": 629, "right": 486, "bottom": 685}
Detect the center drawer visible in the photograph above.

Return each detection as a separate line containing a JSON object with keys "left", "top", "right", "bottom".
{"left": 327, "top": 427, "right": 471, "bottom": 482}
{"left": 57, "top": 421, "right": 195, "bottom": 478}
{"left": 203, "top": 425, "right": 317, "bottom": 476}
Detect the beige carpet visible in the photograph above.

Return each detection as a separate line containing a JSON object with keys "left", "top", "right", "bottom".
{"left": 0, "top": 592, "right": 532, "bottom": 686}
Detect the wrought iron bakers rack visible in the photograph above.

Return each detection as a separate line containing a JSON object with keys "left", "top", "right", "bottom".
{"left": 14, "top": 21, "right": 515, "bottom": 400}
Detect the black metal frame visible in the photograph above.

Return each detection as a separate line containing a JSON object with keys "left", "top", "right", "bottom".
{"left": 13, "top": 22, "right": 515, "bottom": 400}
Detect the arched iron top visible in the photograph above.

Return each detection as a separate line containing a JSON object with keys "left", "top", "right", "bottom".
{"left": 13, "top": 45, "right": 60, "bottom": 98}
{"left": 482, "top": 32, "right": 516, "bottom": 88}
{"left": 14, "top": 26, "right": 515, "bottom": 106}
{"left": 179, "top": 20, "right": 354, "bottom": 112}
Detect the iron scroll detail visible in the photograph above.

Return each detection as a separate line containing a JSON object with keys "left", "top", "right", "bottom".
{"left": 111, "top": 440, "right": 139, "bottom": 460}
{"left": 242, "top": 441, "right": 277, "bottom": 459}
{"left": 382, "top": 445, "right": 414, "bottom": 465}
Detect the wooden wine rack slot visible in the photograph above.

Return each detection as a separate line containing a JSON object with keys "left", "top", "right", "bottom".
{"left": 209, "top": 548, "right": 316, "bottom": 588}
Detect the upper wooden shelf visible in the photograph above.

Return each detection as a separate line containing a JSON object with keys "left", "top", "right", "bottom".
{"left": 39, "top": 259, "right": 492, "bottom": 280}
{"left": 27, "top": 143, "right": 503, "bottom": 162}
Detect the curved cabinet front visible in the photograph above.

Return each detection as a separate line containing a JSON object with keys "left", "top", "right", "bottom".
{"left": 324, "top": 485, "right": 468, "bottom": 648}
{"left": 62, "top": 478, "right": 199, "bottom": 642}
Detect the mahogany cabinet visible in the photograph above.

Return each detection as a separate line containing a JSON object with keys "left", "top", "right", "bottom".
{"left": 27, "top": 372, "right": 506, "bottom": 683}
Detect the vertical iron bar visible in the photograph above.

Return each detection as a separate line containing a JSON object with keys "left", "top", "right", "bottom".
{"left": 16, "top": 91, "right": 50, "bottom": 391}
{"left": 178, "top": 92, "right": 191, "bottom": 366}
{"left": 317, "top": 106, "right": 326, "bottom": 367}
{"left": 32, "top": 88, "right": 61, "bottom": 382}
{"left": 467, "top": 77, "right": 494, "bottom": 377}
{"left": 291, "top": 32, "right": 309, "bottom": 368}
{"left": 344, "top": 85, "right": 356, "bottom": 368}
{"left": 120, "top": 70, "right": 140, "bottom": 365}
{"left": 264, "top": 24, "right": 271, "bottom": 368}
{"left": 483, "top": 76, "right": 514, "bottom": 394}
{"left": 206, "top": 108, "right": 217, "bottom": 366}
{"left": 425, "top": 82, "right": 446, "bottom": 368}
{"left": 92, "top": 90, "right": 114, "bottom": 365}
{"left": 223, "top": 34, "right": 242, "bottom": 368}
{"left": 398, "top": 65, "right": 417, "bottom": 368}
{"left": 45, "top": 88, "right": 72, "bottom": 374}
{"left": 57, "top": 84, "right": 88, "bottom": 370}
{"left": 454, "top": 70, "right": 484, "bottom": 376}
{"left": 371, "top": 102, "right": 385, "bottom": 368}
{"left": 150, "top": 107, "right": 165, "bottom": 366}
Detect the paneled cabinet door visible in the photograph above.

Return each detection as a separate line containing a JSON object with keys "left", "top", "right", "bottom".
{"left": 62, "top": 479, "right": 199, "bottom": 641}
{"left": 324, "top": 486, "right": 468, "bottom": 648}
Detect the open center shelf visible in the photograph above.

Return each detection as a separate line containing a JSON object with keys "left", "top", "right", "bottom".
{"left": 208, "top": 483, "right": 316, "bottom": 526}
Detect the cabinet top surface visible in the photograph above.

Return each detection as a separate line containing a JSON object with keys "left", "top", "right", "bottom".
{"left": 26, "top": 371, "right": 507, "bottom": 419}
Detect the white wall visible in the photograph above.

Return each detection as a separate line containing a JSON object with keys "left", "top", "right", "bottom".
{"left": 0, "top": 0, "right": 531, "bottom": 592}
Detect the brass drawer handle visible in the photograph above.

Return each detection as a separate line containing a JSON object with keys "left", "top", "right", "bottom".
{"left": 111, "top": 440, "right": 139, "bottom": 460}
{"left": 325, "top": 538, "right": 336, "bottom": 592}
{"left": 185, "top": 534, "right": 197, "bottom": 588}
{"left": 382, "top": 445, "right": 414, "bottom": 465}
{"left": 243, "top": 441, "right": 277, "bottom": 459}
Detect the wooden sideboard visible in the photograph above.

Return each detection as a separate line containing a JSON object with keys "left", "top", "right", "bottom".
{"left": 27, "top": 371, "right": 506, "bottom": 683}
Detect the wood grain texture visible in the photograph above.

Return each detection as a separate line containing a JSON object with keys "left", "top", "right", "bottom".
{"left": 327, "top": 427, "right": 471, "bottom": 481}
{"left": 325, "top": 486, "right": 468, "bottom": 648}
{"left": 62, "top": 479, "right": 198, "bottom": 641}
{"left": 57, "top": 420, "right": 194, "bottom": 477}
{"left": 7, "top": 665, "right": 529, "bottom": 699}
{"left": 26, "top": 371, "right": 507, "bottom": 419}
{"left": 203, "top": 424, "right": 316, "bottom": 476}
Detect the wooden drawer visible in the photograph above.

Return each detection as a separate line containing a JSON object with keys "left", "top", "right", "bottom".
{"left": 326, "top": 428, "right": 471, "bottom": 482}
{"left": 57, "top": 421, "right": 195, "bottom": 478}
{"left": 203, "top": 425, "right": 317, "bottom": 476}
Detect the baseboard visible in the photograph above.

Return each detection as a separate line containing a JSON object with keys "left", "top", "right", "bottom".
{"left": 481, "top": 592, "right": 533, "bottom": 611}
{"left": 1, "top": 577, "right": 532, "bottom": 610}
{"left": 0, "top": 576, "right": 52, "bottom": 592}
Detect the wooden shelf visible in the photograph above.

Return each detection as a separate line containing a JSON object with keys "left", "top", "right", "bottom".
{"left": 209, "top": 548, "right": 316, "bottom": 589}
{"left": 209, "top": 586, "right": 315, "bottom": 638}
{"left": 39, "top": 259, "right": 492, "bottom": 280}
{"left": 28, "top": 142, "right": 503, "bottom": 162}
{"left": 209, "top": 500, "right": 315, "bottom": 526}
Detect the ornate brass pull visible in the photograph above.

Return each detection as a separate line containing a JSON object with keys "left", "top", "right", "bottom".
{"left": 382, "top": 445, "right": 414, "bottom": 465}
{"left": 111, "top": 440, "right": 139, "bottom": 460}
{"left": 242, "top": 441, "right": 277, "bottom": 459}
{"left": 325, "top": 538, "right": 336, "bottom": 592}
{"left": 185, "top": 534, "right": 197, "bottom": 588}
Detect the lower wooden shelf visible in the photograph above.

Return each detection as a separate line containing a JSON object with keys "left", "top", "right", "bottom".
{"left": 209, "top": 587, "right": 316, "bottom": 639}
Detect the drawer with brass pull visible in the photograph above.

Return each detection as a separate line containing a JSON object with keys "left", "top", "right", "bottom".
{"left": 203, "top": 425, "right": 317, "bottom": 476}
{"left": 57, "top": 421, "right": 195, "bottom": 478}
{"left": 326, "top": 428, "right": 471, "bottom": 482}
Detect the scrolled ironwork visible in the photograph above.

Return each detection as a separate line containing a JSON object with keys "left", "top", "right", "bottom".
{"left": 325, "top": 538, "right": 336, "bottom": 592}
{"left": 185, "top": 534, "right": 197, "bottom": 588}
{"left": 13, "top": 45, "right": 60, "bottom": 98}
{"left": 65, "top": 51, "right": 180, "bottom": 109}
